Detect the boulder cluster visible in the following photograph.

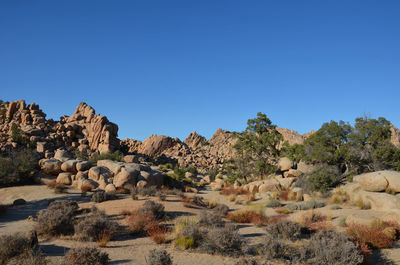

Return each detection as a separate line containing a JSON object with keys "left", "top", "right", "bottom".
{"left": 0, "top": 100, "right": 119, "bottom": 156}
{"left": 344, "top": 171, "right": 400, "bottom": 212}
{"left": 39, "top": 149, "right": 164, "bottom": 191}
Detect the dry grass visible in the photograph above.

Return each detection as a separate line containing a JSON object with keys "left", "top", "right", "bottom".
{"left": 297, "top": 210, "right": 331, "bottom": 231}
{"left": 228, "top": 194, "right": 236, "bottom": 202}
{"left": 146, "top": 222, "right": 169, "bottom": 244}
{"left": 96, "top": 229, "right": 111, "bottom": 248}
{"left": 330, "top": 187, "right": 349, "bottom": 204}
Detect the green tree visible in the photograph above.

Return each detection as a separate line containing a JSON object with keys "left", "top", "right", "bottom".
{"left": 229, "top": 112, "right": 283, "bottom": 181}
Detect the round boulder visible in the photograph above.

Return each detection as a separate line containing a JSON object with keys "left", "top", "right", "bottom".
{"left": 278, "top": 157, "right": 292, "bottom": 172}
{"left": 76, "top": 161, "right": 92, "bottom": 171}
{"left": 88, "top": 166, "right": 113, "bottom": 181}
{"left": 56, "top": 172, "right": 72, "bottom": 185}
{"left": 41, "top": 159, "right": 62, "bottom": 175}
{"left": 61, "top": 160, "right": 78, "bottom": 173}
{"left": 358, "top": 171, "right": 389, "bottom": 192}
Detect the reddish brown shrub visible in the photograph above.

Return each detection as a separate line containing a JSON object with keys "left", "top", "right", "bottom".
{"left": 227, "top": 210, "right": 269, "bottom": 226}
{"left": 115, "top": 187, "right": 130, "bottom": 194}
{"left": 46, "top": 180, "right": 57, "bottom": 189}
{"left": 127, "top": 210, "right": 155, "bottom": 235}
{"left": 346, "top": 223, "right": 394, "bottom": 251}
{"left": 146, "top": 222, "right": 169, "bottom": 244}
{"left": 298, "top": 211, "right": 329, "bottom": 231}
{"left": 279, "top": 189, "right": 290, "bottom": 201}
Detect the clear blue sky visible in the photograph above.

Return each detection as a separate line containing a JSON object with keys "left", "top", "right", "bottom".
{"left": 1, "top": 1, "right": 399, "bottom": 141}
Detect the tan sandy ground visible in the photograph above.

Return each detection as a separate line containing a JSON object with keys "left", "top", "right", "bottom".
{"left": 0, "top": 185, "right": 399, "bottom": 264}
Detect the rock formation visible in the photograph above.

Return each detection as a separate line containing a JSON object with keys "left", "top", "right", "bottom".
{"left": 0, "top": 100, "right": 119, "bottom": 155}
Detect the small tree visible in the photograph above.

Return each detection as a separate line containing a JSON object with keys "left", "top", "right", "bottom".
{"left": 229, "top": 113, "right": 283, "bottom": 181}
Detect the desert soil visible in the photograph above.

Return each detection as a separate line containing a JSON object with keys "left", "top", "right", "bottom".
{"left": 1, "top": 185, "right": 399, "bottom": 265}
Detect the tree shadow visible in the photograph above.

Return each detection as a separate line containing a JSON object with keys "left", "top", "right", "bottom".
{"left": 40, "top": 244, "right": 70, "bottom": 256}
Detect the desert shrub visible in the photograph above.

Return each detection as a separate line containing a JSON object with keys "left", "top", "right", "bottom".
{"left": 0, "top": 232, "right": 37, "bottom": 265}
{"left": 146, "top": 222, "right": 169, "bottom": 244}
{"left": 308, "top": 165, "right": 342, "bottom": 193}
{"left": 181, "top": 196, "right": 207, "bottom": 208}
{"left": 220, "top": 187, "right": 249, "bottom": 196}
{"left": 138, "top": 200, "right": 165, "bottom": 220}
{"left": 156, "top": 191, "right": 166, "bottom": 201}
{"left": 297, "top": 211, "right": 329, "bottom": 231}
{"left": 200, "top": 224, "right": 243, "bottom": 256}
{"left": 89, "top": 151, "right": 123, "bottom": 164}
{"left": 212, "top": 203, "right": 229, "bottom": 217}
{"left": 286, "top": 199, "right": 325, "bottom": 211}
{"left": 174, "top": 218, "right": 203, "bottom": 249}
{"left": 159, "top": 163, "right": 173, "bottom": 172}
{"left": 0, "top": 149, "right": 37, "bottom": 186}
{"left": 127, "top": 210, "right": 155, "bottom": 235}
{"left": 330, "top": 186, "right": 349, "bottom": 204}
{"left": 146, "top": 249, "right": 172, "bottom": 265}
{"left": 265, "top": 221, "right": 304, "bottom": 241}
{"left": 227, "top": 210, "right": 268, "bottom": 226}
{"left": 36, "top": 200, "right": 78, "bottom": 236}
{"left": 265, "top": 198, "right": 281, "bottom": 208}
{"left": 6, "top": 249, "right": 47, "bottom": 265}
{"left": 300, "top": 230, "right": 363, "bottom": 265}
{"left": 198, "top": 211, "right": 224, "bottom": 227}
{"left": 261, "top": 233, "right": 298, "bottom": 261}
{"left": 80, "top": 184, "right": 93, "bottom": 192}
{"left": 91, "top": 191, "right": 113, "bottom": 203}
{"left": 63, "top": 247, "right": 109, "bottom": 265}
{"left": 346, "top": 222, "right": 395, "bottom": 250}
{"left": 74, "top": 207, "right": 118, "bottom": 242}
{"left": 131, "top": 186, "right": 157, "bottom": 197}
{"left": 353, "top": 196, "right": 371, "bottom": 210}
{"left": 167, "top": 188, "right": 184, "bottom": 197}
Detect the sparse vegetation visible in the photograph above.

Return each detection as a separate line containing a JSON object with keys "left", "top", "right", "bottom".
{"left": 200, "top": 224, "right": 243, "bottom": 256}
{"left": 74, "top": 207, "right": 118, "bottom": 242}
{"left": 36, "top": 200, "right": 78, "bottom": 236}
{"left": 146, "top": 249, "right": 172, "bottom": 265}
{"left": 0, "top": 149, "right": 37, "bottom": 186}
{"left": 63, "top": 247, "right": 109, "bottom": 265}
{"left": 0, "top": 232, "right": 39, "bottom": 265}
{"left": 89, "top": 151, "right": 123, "bottom": 164}
{"left": 264, "top": 220, "right": 304, "bottom": 241}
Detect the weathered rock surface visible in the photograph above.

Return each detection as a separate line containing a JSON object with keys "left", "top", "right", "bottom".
{"left": 56, "top": 172, "right": 72, "bottom": 185}
{"left": 358, "top": 171, "right": 389, "bottom": 192}
{"left": 278, "top": 157, "right": 292, "bottom": 172}
{"left": 40, "top": 159, "right": 62, "bottom": 175}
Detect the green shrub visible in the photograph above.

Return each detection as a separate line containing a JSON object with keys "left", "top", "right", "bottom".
{"left": 89, "top": 151, "right": 123, "bottom": 164}
{"left": 308, "top": 165, "right": 342, "bottom": 193}
{"left": 0, "top": 149, "right": 37, "bottom": 186}
{"left": 138, "top": 200, "right": 165, "bottom": 220}
{"left": 265, "top": 198, "right": 281, "bottom": 208}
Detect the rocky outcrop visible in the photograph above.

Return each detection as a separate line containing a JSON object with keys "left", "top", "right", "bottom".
{"left": 184, "top": 131, "right": 207, "bottom": 149}
{"left": 390, "top": 125, "right": 400, "bottom": 148}
{"left": 0, "top": 100, "right": 119, "bottom": 155}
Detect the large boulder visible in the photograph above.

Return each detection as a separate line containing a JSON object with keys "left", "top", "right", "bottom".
{"left": 278, "top": 157, "right": 292, "bottom": 172}
{"left": 76, "top": 161, "right": 92, "bottom": 171}
{"left": 138, "top": 170, "right": 164, "bottom": 187}
{"left": 88, "top": 166, "right": 113, "bottom": 181}
{"left": 358, "top": 171, "right": 389, "bottom": 192}
{"left": 61, "top": 160, "right": 79, "bottom": 173}
{"left": 113, "top": 166, "right": 140, "bottom": 188}
{"left": 97, "top": 160, "right": 123, "bottom": 175}
{"left": 41, "top": 159, "right": 62, "bottom": 175}
{"left": 383, "top": 171, "right": 400, "bottom": 193}
{"left": 284, "top": 169, "right": 301, "bottom": 178}
{"left": 77, "top": 178, "right": 98, "bottom": 190}
{"left": 258, "top": 179, "right": 280, "bottom": 192}
{"left": 358, "top": 191, "right": 400, "bottom": 211}
{"left": 54, "top": 149, "right": 72, "bottom": 162}
{"left": 75, "top": 170, "right": 88, "bottom": 180}
{"left": 276, "top": 176, "right": 296, "bottom": 189}
{"left": 56, "top": 172, "right": 72, "bottom": 185}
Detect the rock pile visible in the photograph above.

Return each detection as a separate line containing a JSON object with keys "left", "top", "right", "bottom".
{"left": 38, "top": 152, "right": 164, "bottom": 191}
{"left": 0, "top": 100, "right": 119, "bottom": 156}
